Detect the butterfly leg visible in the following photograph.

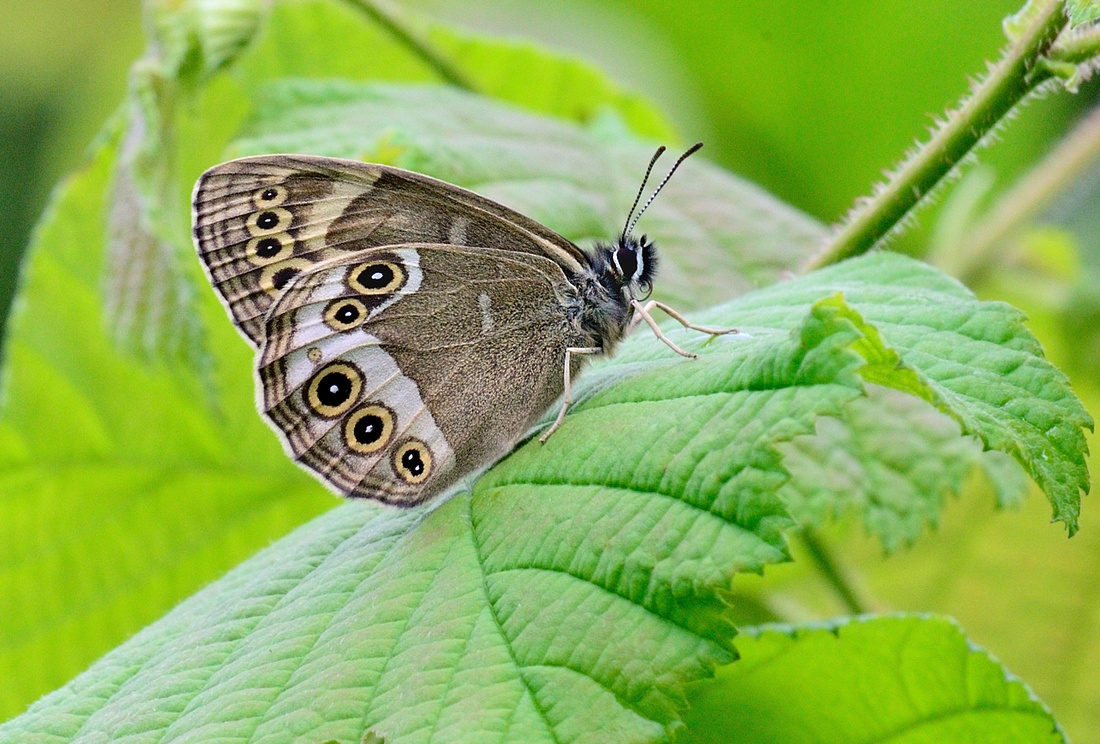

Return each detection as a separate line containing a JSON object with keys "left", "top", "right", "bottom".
{"left": 629, "top": 299, "right": 738, "bottom": 358}
{"left": 540, "top": 346, "right": 603, "bottom": 443}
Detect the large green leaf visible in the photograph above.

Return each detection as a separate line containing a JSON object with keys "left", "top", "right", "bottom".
{"left": 1, "top": 246, "right": 1088, "bottom": 740}
{"left": 3, "top": 0, "right": 798, "bottom": 716}
{"left": 691, "top": 254, "right": 1091, "bottom": 538}
{"left": 680, "top": 615, "right": 1066, "bottom": 744}
{"left": 0, "top": 78, "right": 821, "bottom": 724}
{"left": 775, "top": 385, "right": 992, "bottom": 551}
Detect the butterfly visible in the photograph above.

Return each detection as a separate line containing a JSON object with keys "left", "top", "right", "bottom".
{"left": 191, "top": 144, "right": 732, "bottom": 506}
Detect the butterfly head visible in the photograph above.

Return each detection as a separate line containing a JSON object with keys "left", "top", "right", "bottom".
{"left": 601, "top": 141, "right": 701, "bottom": 301}
{"left": 603, "top": 231, "right": 658, "bottom": 299}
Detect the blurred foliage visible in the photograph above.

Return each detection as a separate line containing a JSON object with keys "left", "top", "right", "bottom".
{"left": 0, "top": 0, "right": 142, "bottom": 339}
{"left": 410, "top": 0, "right": 1089, "bottom": 224}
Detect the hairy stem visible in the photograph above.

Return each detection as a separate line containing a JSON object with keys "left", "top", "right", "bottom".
{"left": 341, "top": 0, "right": 479, "bottom": 92}
{"left": 803, "top": 0, "right": 1068, "bottom": 272}
{"left": 799, "top": 528, "right": 869, "bottom": 615}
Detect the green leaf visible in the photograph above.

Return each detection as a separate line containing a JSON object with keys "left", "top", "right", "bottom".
{"left": 776, "top": 385, "right": 987, "bottom": 551}
{"left": 106, "top": 70, "right": 209, "bottom": 364}
{"left": 1066, "top": 0, "right": 1100, "bottom": 26}
{"left": 0, "top": 16, "right": 825, "bottom": 708}
{"left": 232, "top": 0, "right": 676, "bottom": 134}
{"left": 0, "top": 498, "right": 733, "bottom": 743}
{"left": 147, "top": 0, "right": 267, "bottom": 82}
{"left": 0, "top": 264, "right": 884, "bottom": 741}
{"left": 2, "top": 243, "right": 1088, "bottom": 740}
{"left": 424, "top": 22, "right": 676, "bottom": 140}
{"left": 733, "top": 254, "right": 1092, "bottom": 536}
{"left": 679, "top": 615, "right": 1066, "bottom": 744}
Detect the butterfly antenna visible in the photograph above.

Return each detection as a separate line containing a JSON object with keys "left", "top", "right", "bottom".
{"left": 625, "top": 141, "right": 703, "bottom": 237}
{"left": 622, "top": 146, "right": 666, "bottom": 238}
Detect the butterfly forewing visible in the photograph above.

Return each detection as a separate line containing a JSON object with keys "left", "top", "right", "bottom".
{"left": 192, "top": 155, "right": 590, "bottom": 348}
{"left": 192, "top": 158, "right": 377, "bottom": 346}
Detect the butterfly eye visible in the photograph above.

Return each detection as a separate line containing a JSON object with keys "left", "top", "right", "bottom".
{"left": 348, "top": 261, "right": 405, "bottom": 295}
{"left": 252, "top": 184, "right": 288, "bottom": 207}
{"left": 344, "top": 404, "right": 395, "bottom": 454}
{"left": 323, "top": 298, "right": 368, "bottom": 331}
{"left": 305, "top": 362, "right": 363, "bottom": 417}
{"left": 614, "top": 243, "right": 640, "bottom": 282}
{"left": 246, "top": 207, "right": 293, "bottom": 236}
{"left": 393, "top": 439, "right": 432, "bottom": 484}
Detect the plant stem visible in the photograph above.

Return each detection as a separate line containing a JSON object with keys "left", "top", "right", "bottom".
{"left": 802, "top": 0, "right": 1068, "bottom": 273}
{"left": 341, "top": 0, "right": 479, "bottom": 92}
{"left": 947, "top": 102, "right": 1100, "bottom": 284}
{"left": 1051, "top": 24, "right": 1100, "bottom": 63}
{"left": 799, "top": 528, "right": 868, "bottom": 615}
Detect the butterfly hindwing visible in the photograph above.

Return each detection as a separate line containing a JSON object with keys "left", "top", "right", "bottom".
{"left": 258, "top": 243, "right": 579, "bottom": 505}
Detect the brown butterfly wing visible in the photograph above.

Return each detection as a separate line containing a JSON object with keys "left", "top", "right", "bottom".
{"left": 192, "top": 154, "right": 589, "bottom": 347}
{"left": 256, "top": 244, "right": 580, "bottom": 505}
